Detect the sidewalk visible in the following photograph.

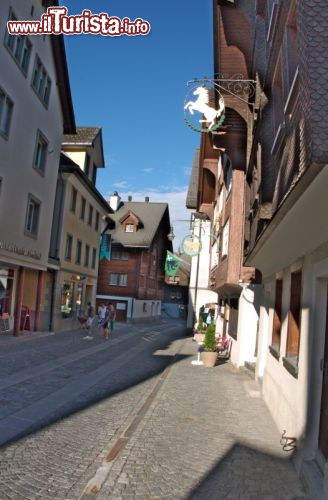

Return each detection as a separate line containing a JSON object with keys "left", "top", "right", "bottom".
{"left": 0, "top": 328, "right": 56, "bottom": 345}
{"left": 82, "top": 335, "right": 309, "bottom": 500}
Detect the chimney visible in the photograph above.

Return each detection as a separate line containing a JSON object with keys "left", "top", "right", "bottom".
{"left": 109, "top": 191, "right": 121, "bottom": 212}
{"left": 145, "top": 196, "right": 149, "bottom": 203}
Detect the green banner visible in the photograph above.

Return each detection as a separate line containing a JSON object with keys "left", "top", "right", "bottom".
{"left": 164, "top": 251, "right": 181, "bottom": 277}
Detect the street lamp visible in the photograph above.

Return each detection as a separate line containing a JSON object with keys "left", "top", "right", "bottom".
{"left": 167, "top": 226, "right": 175, "bottom": 242}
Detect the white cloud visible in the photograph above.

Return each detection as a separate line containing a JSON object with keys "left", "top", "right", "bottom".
{"left": 112, "top": 180, "right": 129, "bottom": 189}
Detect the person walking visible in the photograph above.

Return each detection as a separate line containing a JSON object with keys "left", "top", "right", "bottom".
{"left": 102, "top": 304, "right": 116, "bottom": 339}
{"left": 85, "top": 302, "right": 95, "bottom": 337}
{"left": 108, "top": 304, "right": 116, "bottom": 336}
{"left": 97, "top": 303, "right": 106, "bottom": 330}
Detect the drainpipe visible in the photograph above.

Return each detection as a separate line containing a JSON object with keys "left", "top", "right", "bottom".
{"left": 13, "top": 266, "right": 25, "bottom": 336}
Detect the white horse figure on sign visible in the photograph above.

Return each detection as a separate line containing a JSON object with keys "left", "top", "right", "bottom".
{"left": 184, "top": 86, "right": 225, "bottom": 129}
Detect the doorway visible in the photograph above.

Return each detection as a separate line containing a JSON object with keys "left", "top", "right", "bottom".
{"left": 318, "top": 282, "right": 328, "bottom": 458}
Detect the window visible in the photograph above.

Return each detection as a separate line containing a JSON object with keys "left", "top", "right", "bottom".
{"left": 33, "top": 130, "right": 48, "bottom": 174}
{"left": 112, "top": 246, "right": 129, "bottom": 260}
{"left": 70, "top": 187, "right": 77, "bottom": 212}
{"left": 80, "top": 197, "right": 86, "bottom": 220}
{"left": 25, "top": 194, "right": 40, "bottom": 237}
{"left": 65, "top": 234, "right": 73, "bottom": 260}
{"left": 76, "top": 240, "right": 82, "bottom": 264}
{"left": 284, "top": 270, "right": 302, "bottom": 377}
{"left": 223, "top": 155, "right": 232, "bottom": 195}
{"left": 109, "top": 273, "right": 128, "bottom": 286}
{"left": 221, "top": 220, "right": 229, "bottom": 258}
{"left": 84, "top": 244, "right": 90, "bottom": 267}
{"left": 88, "top": 205, "right": 93, "bottom": 226}
{"left": 270, "top": 278, "right": 283, "bottom": 358}
{"left": 4, "top": 9, "right": 32, "bottom": 75}
{"left": 0, "top": 87, "right": 13, "bottom": 138}
{"left": 211, "top": 240, "right": 219, "bottom": 270}
{"left": 31, "top": 55, "right": 51, "bottom": 106}
{"left": 95, "top": 211, "right": 100, "bottom": 231}
{"left": 125, "top": 224, "right": 134, "bottom": 232}
{"left": 91, "top": 247, "right": 97, "bottom": 269}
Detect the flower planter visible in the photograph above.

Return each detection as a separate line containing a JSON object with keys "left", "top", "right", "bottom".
{"left": 201, "top": 351, "right": 218, "bottom": 367}
{"left": 194, "top": 333, "right": 205, "bottom": 344}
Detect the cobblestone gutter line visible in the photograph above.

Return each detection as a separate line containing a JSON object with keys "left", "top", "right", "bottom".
{"left": 78, "top": 337, "right": 186, "bottom": 499}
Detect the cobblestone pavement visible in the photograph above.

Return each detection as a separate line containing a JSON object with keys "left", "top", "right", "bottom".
{"left": 0, "top": 321, "right": 309, "bottom": 499}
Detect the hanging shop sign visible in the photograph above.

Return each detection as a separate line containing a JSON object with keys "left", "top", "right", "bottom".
{"left": 184, "top": 82, "right": 225, "bottom": 133}
{"left": 184, "top": 75, "right": 257, "bottom": 133}
{"left": 181, "top": 234, "right": 202, "bottom": 256}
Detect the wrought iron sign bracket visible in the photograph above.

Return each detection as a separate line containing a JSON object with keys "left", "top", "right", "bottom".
{"left": 184, "top": 75, "right": 257, "bottom": 133}
{"left": 187, "top": 75, "right": 257, "bottom": 106}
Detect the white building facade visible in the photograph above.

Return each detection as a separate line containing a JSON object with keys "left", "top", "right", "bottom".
{"left": 0, "top": 0, "right": 75, "bottom": 333}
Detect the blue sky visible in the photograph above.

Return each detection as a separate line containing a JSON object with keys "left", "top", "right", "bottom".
{"left": 61, "top": 0, "right": 214, "bottom": 249}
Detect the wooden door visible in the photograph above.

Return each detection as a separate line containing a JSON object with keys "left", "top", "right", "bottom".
{"left": 318, "top": 282, "right": 328, "bottom": 458}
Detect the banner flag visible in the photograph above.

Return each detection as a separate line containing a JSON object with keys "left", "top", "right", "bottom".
{"left": 99, "top": 233, "right": 111, "bottom": 260}
{"left": 164, "top": 250, "right": 181, "bottom": 277}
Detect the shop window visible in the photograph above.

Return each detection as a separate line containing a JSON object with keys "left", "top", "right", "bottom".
{"left": 0, "top": 268, "right": 14, "bottom": 315}
{"left": 283, "top": 270, "right": 302, "bottom": 377}
{"left": 61, "top": 281, "right": 73, "bottom": 318}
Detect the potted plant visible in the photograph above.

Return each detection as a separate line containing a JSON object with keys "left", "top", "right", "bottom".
{"left": 193, "top": 315, "right": 206, "bottom": 344}
{"left": 201, "top": 321, "right": 218, "bottom": 367}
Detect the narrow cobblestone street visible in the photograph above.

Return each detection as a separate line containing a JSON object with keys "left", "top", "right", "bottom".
{"left": 0, "top": 320, "right": 309, "bottom": 499}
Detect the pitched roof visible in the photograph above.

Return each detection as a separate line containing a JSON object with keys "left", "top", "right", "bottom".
{"left": 44, "top": 0, "right": 75, "bottom": 134}
{"left": 59, "top": 153, "right": 110, "bottom": 212}
{"left": 105, "top": 201, "right": 169, "bottom": 248}
{"left": 62, "top": 127, "right": 101, "bottom": 146}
